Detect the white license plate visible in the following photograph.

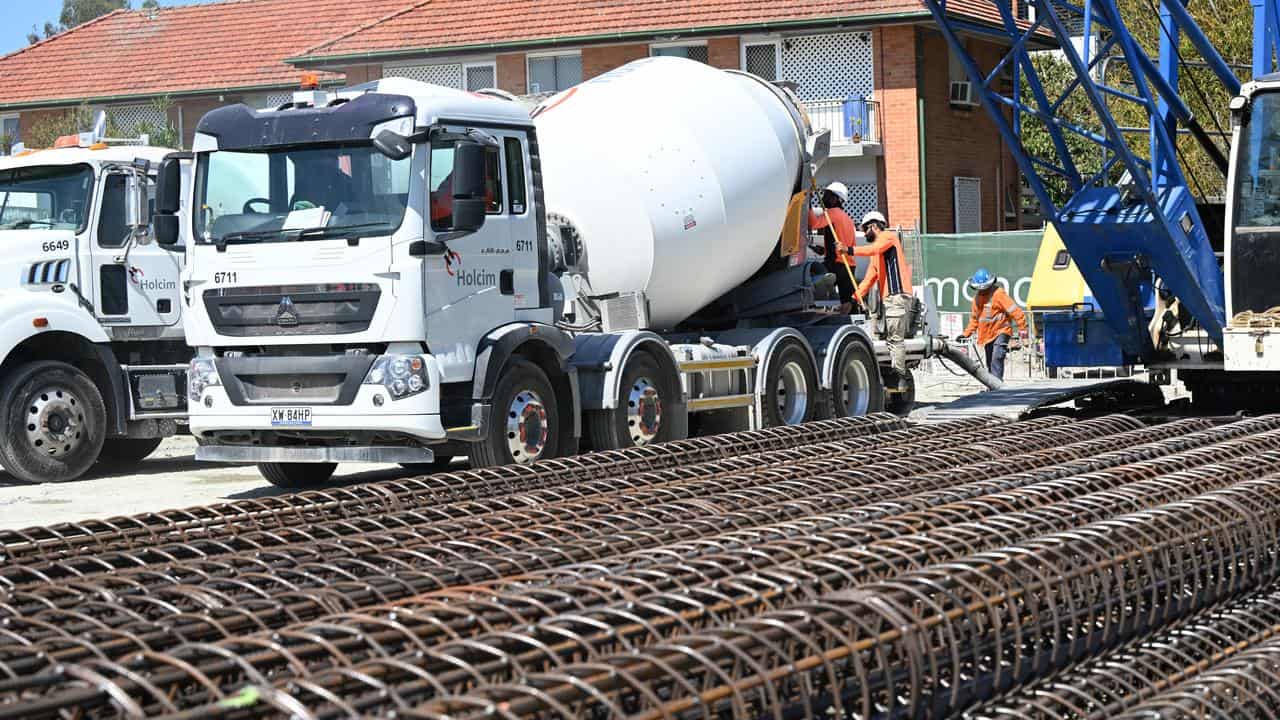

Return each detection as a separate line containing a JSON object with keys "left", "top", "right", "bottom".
{"left": 271, "top": 407, "right": 313, "bottom": 426}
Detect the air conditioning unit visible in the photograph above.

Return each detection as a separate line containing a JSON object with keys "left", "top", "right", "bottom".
{"left": 949, "top": 80, "right": 977, "bottom": 106}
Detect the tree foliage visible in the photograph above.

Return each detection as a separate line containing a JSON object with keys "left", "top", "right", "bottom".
{"left": 29, "top": 0, "right": 135, "bottom": 44}
{"left": 22, "top": 97, "right": 179, "bottom": 150}
{"left": 1016, "top": 0, "right": 1252, "bottom": 210}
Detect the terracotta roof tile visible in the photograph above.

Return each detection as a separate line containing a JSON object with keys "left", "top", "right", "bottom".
{"left": 0, "top": 0, "right": 408, "bottom": 108}
{"left": 295, "top": 0, "right": 1018, "bottom": 61}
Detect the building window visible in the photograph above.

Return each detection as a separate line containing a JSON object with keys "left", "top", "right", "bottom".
{"left": 652, "top": 43, "right": 708, "bottom": 63}
{"left": 528, "top": 53, "right": 582, "bottom": 94}
{"left": 0, "top": 115, "right": 18, "bottom": 155}
{"left": 465, "top": 63, "right": 497, "bottom": 91}
{"left": 743, "top": 42, "right": 779, "bottom": 81}
{"left": 954, "top": 176, "right": 982, "bottom": 233}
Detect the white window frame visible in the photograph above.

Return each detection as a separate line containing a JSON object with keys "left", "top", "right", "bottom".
{"left": 740, "top": 38, "right": 781, "bottom": 81}
{"left": 954, "top": 176, "right": 983, "bottom": 233}
{"left": 650, "top": 40, "right": 709, "bottom": 59}
{"left": 463, "top": 61, "right": 498, "bottom": 91}
{"left": 526, "top": 50, "right": 583, "bottom": 94}
{"left": 0, "top": 114, "right": 19, "bottom": 156}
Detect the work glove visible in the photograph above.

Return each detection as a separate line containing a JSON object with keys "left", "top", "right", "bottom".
{"left": 954, "top": 334, "right": 968, "bottom": 343}
{"left": 1010, "top": 334, "right": 1025, "bottom": 350}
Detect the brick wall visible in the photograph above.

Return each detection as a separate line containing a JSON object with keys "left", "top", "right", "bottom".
{"left": 497, "top": 52, "right": 527, "bottom": 94}
{"left": 918, "top": 30, "right": 1013, "bottom": 232}
{"left": 340, "top": 64, "right": 383, "bottom": 85}
{"left": 875, "top": 25, "right": 922, "bottom": 231}
{"left": 707, "top": 36, "right": 739, "bottom": 69}
{"left": 173, "top": 96, "right": 230, "bottom": 148}
{"left": 582, "top": 43, "right": 649, "bottom": 80}
{"left": 17, "top": 108, "right": 71, "bottom": 145}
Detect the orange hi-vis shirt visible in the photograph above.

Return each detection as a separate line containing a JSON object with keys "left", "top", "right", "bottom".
{"left": 810, "top": 208, "right": 858, "bottom": 254}
{"left": 851, "top": 230, "right": 913, "bottom": 301}
{"left": 964, "top": 286, "right": 1028, "bottom": 346}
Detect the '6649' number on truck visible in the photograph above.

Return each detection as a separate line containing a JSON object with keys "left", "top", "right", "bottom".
{"left": 41, "top": 239, "right": 70, "bottom": 253}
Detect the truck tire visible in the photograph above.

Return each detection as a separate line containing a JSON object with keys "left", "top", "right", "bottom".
{"left": 584, "top": 351, "right": 676, "bottom": 450}
{"left": 762, "top": 341, "right": 818, "bottom": 427}
{"left": 257, "top": 462, "right": 337, "bottom": 489}
{"left": 468, "top": 359, "right": 561, "bottom": 468}
{"left": 885, "top": 371, "right": 916, "bottom": 417}
{"left": 99, "top": 437, "right": 164, "bottom": 465}
{"left": 826, "top": 341, "right": 885, "bottom": 418}
{"left": 0, "top": 361, "right": 107, "bottom": 483}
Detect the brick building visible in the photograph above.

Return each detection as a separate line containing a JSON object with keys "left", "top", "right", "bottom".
{"left": 0, "top": 0, "right": 1045, "bottom": 233}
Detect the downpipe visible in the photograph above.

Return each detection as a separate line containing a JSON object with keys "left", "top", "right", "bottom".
{"left": 928, "top": 337, "right": 1004, "bottom": 391}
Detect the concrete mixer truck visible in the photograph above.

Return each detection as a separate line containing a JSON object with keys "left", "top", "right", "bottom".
{"left": 159, "top": 57, "right": 974, "bottom": 487}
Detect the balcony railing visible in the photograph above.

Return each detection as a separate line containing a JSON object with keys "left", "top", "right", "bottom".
{"left": 802, "top": 96, "right": 880, "bottom": 146}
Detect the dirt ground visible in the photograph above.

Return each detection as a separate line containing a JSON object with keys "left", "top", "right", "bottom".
{"left": 0, "top": 360, "right": 1046, "bottom": 531}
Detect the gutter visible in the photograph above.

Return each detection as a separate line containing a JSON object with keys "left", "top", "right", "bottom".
{"left": 0, "top": 79, "right": 345, "bottom": 113}
{"left": 288, "top": 11, "right": 936, "bottom": 66}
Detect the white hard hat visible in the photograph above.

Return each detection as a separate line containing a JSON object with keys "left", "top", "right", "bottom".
{"left": 860, "top": 210, "right": 887, "bottom": 228}
{"left": 824, "top": 182, "right": 850, "bottom": 204}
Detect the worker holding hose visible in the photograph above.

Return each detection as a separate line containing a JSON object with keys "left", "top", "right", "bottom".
{"left": 956, "top": 268, "right": 1027, "bottom": 381}
{"left": 851, "top": 211, "right": 915, "bottom": 391}
{"left": 809, "top": 182, "right": 860, "bottom": 315}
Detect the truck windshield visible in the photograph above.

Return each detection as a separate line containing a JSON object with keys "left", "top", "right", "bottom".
{"left": 194, "top": 144, "right": 411, "bottom": 245}
{"left": 1232, "top": 91, "right": 1280, "bottom": 319}
{"left": 0, "top": 164, "right": 94, "bottom": 232}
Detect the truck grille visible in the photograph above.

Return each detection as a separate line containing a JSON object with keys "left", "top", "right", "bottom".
{"left": 203, "top": 284, "right": 380, "bottom": 337}
{"left": 238, "top": 374, "right": 345, "bottom": 403}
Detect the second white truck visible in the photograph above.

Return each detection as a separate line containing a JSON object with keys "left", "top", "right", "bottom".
{"left": 160, "top": 58, "right": 957, "bottom": 487}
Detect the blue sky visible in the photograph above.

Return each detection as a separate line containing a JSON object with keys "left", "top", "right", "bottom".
{"left": 2, "top": 0, "right": 224, "bottom": 57}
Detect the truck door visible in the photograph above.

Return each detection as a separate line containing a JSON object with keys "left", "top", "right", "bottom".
{"left": 423, "top": 132, "right": 537, "bottom": 382}
{"left": 91, "top": 170, "right": 182, "bottom": 327}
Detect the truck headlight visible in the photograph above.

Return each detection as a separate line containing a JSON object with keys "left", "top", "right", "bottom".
{"left": 188, "top": 358, "right": 220, "bottom": 401}
{"left": 364, "top": 354, "right": 430, "bottom": 400}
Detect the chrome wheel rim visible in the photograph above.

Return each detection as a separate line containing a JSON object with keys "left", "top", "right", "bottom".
{"left": 626, "top": 377, "right": 663, "bottom": 445}
{"left": 506, "top": 389, "right": 550, "bottom": 463}
{"left": 776, "top": 361, "right": 810, "bottom": 425}
{"left": 25, "top": 385, "right": 86, "bottom": 458}
{"left": 839, "top": 353, "right": 872, "bottom": 417}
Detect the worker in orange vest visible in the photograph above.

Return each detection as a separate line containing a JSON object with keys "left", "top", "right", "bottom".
{"left": 849, "top": 210, "right": 915, "bottom": 391}
{"left": 809, "top": 182, "right": 859, "bottom": 315}
{"left": 956, "top": 267, "right": 1028, "bottom": 381}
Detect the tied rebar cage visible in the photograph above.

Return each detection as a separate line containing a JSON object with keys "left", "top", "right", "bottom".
{"left": 6, "top": 415, "right": 1280, "bottom": 719}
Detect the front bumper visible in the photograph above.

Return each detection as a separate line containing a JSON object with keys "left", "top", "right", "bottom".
{"left": 196, "top": 445, "right": 435, "bottom": 464}
{"left": 188, "top": 352, "right": 449, "bottom": 444}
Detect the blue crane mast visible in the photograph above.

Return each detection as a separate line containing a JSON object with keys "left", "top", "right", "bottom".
{"left": 921, "top": 0, "right": 1280, "bottom": 366}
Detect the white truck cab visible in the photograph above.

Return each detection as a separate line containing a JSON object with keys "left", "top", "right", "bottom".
{"left": 0, "top": 133, "right": 192, "bottom": 483}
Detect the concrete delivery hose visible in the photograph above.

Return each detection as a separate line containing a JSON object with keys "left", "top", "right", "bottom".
{"left": 930, "top": 336, "right": 1005, "bottom": 391}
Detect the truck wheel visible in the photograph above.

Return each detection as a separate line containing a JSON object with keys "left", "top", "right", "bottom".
{"left": 257, "top": 462, "right": 337, "bottom": 489}
{"left": 762, "top": 342, "right": 818, "bottom": 427}
{"left": 828, "top": 341, "right": 885, "bottom": 418}
{"left": 99, "top": 437, "right": 164, "bottom": 465}
{"left": 584, "top": 351, "right": 675, "bottom": 450}
{"left": 885, "top": 371, "right": 916, "bottom": 417}
{"left": 0, "top": 361, "right": 107, "bottom": 483}
{"left": 469, "top": 359, "right": 561, "bottom": 467}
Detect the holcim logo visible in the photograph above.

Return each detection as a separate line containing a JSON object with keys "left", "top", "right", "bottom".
{"left": 129, "top": 266, "right": 177, "bottom": 291}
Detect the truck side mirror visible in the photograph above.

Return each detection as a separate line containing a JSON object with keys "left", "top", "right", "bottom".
{"left": 126, "top": 174, "right": 151, "bottom": 245}
{"left": 153, "top": 154, "right": 185, "bottom": 248}
{"left": 373, "top": 129, "right": 412, "bottom": 161}
{"left": 450, "top": 141, "right": 487, "bottom": 234}
{"left": 153, "top": 214, "right": 180, "bottom": 247}
{"left": 155, "top": 155, "right": 182, "bottom": 214}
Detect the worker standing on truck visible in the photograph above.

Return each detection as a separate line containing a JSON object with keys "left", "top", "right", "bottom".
{"left": 851, "top": 210, "right": 915, "bottom": 390}
{"left": 809, "top": 182, "right": 859, "bottom": 314}
{"left": 956, "top": 267, "right": 1028, "bottom": 381}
